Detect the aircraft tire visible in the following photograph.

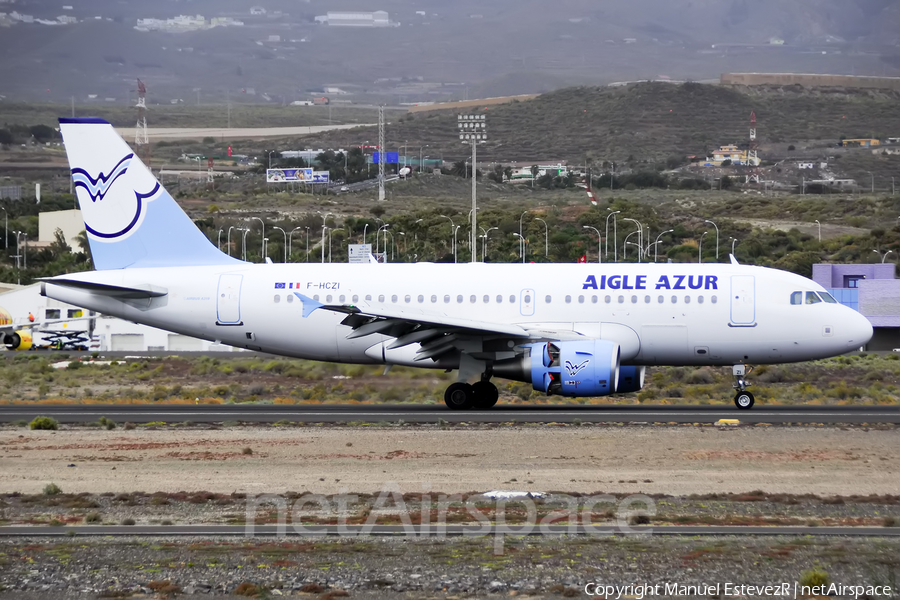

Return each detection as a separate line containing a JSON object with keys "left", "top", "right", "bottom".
{"left": 444, "top": 382, "right": 475, "bottom": 410}
{"left": 734, "top": 391, "right": 755, "bottom": 410}
{"left": 472, "top": 381, "right": 499, "bottom": 409}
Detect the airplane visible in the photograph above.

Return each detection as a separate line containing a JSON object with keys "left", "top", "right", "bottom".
{"left": 41, "top": 117, "right": 873, "bottom": 410}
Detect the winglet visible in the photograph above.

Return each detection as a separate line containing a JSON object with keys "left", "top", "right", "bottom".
{"left": 294, "top": 293, "right": 324, "bottom": 318}
{"left": 729, "top": 254, "right": 740, "bottom": 265}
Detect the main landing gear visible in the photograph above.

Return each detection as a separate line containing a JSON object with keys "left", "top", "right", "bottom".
{"left": 732, "top": 364, "right": 755, "bottom": 410}
{"left": 444, "top": 379, "right": 499, "bottom": 410}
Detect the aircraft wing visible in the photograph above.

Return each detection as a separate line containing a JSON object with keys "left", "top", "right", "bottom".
{"left": 296, "top": 293, "right": 585, "bottom": 362}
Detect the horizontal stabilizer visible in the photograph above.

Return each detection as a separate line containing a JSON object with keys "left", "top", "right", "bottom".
{"left": 40, "top": 277, "right": 167, "bottom": 299}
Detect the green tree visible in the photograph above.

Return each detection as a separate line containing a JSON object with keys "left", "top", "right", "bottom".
{"left": 29, "top": 124, "right": 58, "bottom": 143}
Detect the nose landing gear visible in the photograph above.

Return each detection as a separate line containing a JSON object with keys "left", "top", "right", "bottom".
{"left": 732, "top": 364, "right": 755, "bottom": 410}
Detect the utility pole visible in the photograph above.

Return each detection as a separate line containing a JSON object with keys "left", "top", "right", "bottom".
{"left": 458, "top": 114, "right": 487, "bottom": 263}
{"left": 377, "top": 106, "right": 386, "bottom": 202}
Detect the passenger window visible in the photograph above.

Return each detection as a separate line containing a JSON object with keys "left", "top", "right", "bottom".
{"left": 684, "top": 296, "right": 690, "bottom": 304}
{"left": 545, "top": 295, "right": 552, "bottom": 303}
{"left": 806, "top": 292, "right": 822, "bottom": 305}
{"left": 790, "top": 291, "right": 803, "bottom": 305}
{"left": 287, "top": 294, "right": 294, "bottom": 304}
{"left": 339, "top": 295, "right": 346, "bottom": 303}
{"left": 313, "top": 295, "right": 320, "bottom": 301}
{"left": 483, "top": 295, "right": 490, "bottom": 303}
{"left": 391, "top": 295, "right": 398, "bottom": 303}
{"left": 470, "top": 295, "right": 477, "bottom": 303}
{"left": 365, "top": 295, "right": 372, "bottom": 301}
{"left": 592, "top": 296, "right": 598, "bottom": 304}
{"left": 46, "top": 309, "right": 61, "bottom": 319}
{"left": 578, "top": 295, "right": 585, "bottom": 304}
{"left": 605, "top": 296, "right": 612, "bottom": 304}
{"left": 565, "top": 295, "right": 572, "bottom": 303}
{"left": 274, "top": 295, "right": 281, "bottom": 303}
{"left": 711, "top": 295, "right": 717, "bottom": 304}
{"left": 496, "top": 295, "right": 503, "bottom": 303}
{"left": 417, "top": 295, "right": 424, "bottom": 303}
{"left": 509, "top": 295, "right": 516, "bottom": 303}
{"left": 405, "top": 295, "right": 411, "bottom": 303}
{"left": 378, "top": 295, "right": 385, "bottom": 303}
{"left": 671, "top": 296, "right": 678, "bottom": 304}
{"left": 352, "top": 295, "right": 359, "bottom": 303}
{"left": 444, "top": 295, "right": 451, "bottom": 303}
{"left": 326, "top": 295, "right": 333, "bottom": 302}
{"left": 631, "top": 295, "right": 638, "bottom": 303}
{"left": 698, "top": 296, "right": 704, "bottom": 304}
{"left": 645, "top": 296, "right": 651, "bottom": 304}
{"left": 524, "top": 294, "right": 532, "bottom": 303}
{"left": 820, "top": 292, "right": 837, "bottom": 304}
{"left": 457, "top": 295, "right": 463, "bottom": 303}
{"left": 618, "top": 295, "right": 625, "bottom": 304}
{"left": 431, "top": 295, "right": 437, "bottom": 303}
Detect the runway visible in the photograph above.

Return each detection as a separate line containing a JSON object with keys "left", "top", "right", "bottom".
{"left": 1, "top": 404, "right": 898, "bottom": 424}
{"left": 1, "top": 524, "right": 898, "bottom": 538}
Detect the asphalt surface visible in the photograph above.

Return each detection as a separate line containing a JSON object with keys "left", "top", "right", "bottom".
{"left": 1, "top": 525, "right": 898, "bottom": 538}
{"left": 1, "top": 404, "right": 898, "bottom": 424}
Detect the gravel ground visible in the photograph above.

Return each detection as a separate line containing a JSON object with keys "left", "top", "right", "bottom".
{"left": 2, "top": 425, "right": 899, "bottom": 497}
{"left": 1, "top": 536, "right": 899, "bottom": 599}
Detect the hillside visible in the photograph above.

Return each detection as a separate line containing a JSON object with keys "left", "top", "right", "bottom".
{"left": 297, "top": 82, "right": 900, "bottom": 163}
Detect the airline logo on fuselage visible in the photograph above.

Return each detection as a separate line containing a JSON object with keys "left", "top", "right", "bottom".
{"left": 582, "top": 275, "right": 719, "bottom": 291}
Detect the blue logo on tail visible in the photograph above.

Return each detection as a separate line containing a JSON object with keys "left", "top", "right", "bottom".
{"left": 71, "top": 154, "right": 133, "bottom": 202}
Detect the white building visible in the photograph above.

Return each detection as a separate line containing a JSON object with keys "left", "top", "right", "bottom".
{"left": 316, "top": 11, "right": 390, "bottom": 27}
{"left": 35, "top": 209, "right": 84, "bottom": 251}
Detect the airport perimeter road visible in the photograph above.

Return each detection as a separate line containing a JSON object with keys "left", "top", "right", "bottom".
{"left": 1, "top": 404, "right": 898, "bottom": 425}
{"left": 2, "top": 525, "right": 899, "bottom": 538}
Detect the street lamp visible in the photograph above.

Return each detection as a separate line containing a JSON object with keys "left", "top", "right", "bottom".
{"left": 227, "top": 226, "right": 242, "bottom": 257}
{"left": 263, "top": 237, "right": 269, "bottom": 261}
{"left": 438, "top": 215, "right": 455, "bottom": 258}
{"left": 458, "top": 113, "right": 487, "bottom": 264}
{"left": 583, "top": 226, "right": 602, "bottom": 263}
{"left": 814, "top": 220, "right": 821, "bottom": 242}
{"left": 289, "top": 227, "right": 304, "bottom": 261}
{"left": 268, "top": 151, "right": 276, "bottom": 170}
{"left": 217, "top": 228, "right": 223, "bottom": 251}
{"left": 605, "top": 210, "right": 620, "bottom": 262}
{"left": 252, "top": 217, "right": 265, "bottom": 261}
{"left": 419, "top": 145, "right": 429, "bottom": 172}
{"left": 384, "top": 230, "right": 395, "bottom": 262}
{"left": 513, "top": 233, "right": 526, "bottom": 263}
{"left": 320, "top": 213, "right": 334, "bottom": 263}
{"left": 480, "top": 226, "right": 498, "bottom": 262}
{"left": 623, "top": 231, "right": 639, "bottom": 261}
{"left": 242, "top": 228, "right": 251, "bottom": 261}
{"left": 882, "top": 250, "right": 895, "bottom": 264}
{"left": 535, "top": 218, "right": 549, "bottom": 257}
{"left": 730, "top": 237, "right": 738, "bottom": 254}
{"left": 453, "top": 225, "right": 460, "bottom": 263}
{"left": 704, "top": 219, "right": 719, "bottom": 260}
{"left": 519, "top": 210, "right": 530, "bottom": 260}
{"left": 624, "top": 218, "right": 643, "bottom": 262}
{"left": 272, "top": 226, "right": 287, "bottom": 262}
{"left": 699, "top": 232, "right": 708, "bottom": 264}
{"left": 652, "top": 229, "right": 674, "bottom": 263}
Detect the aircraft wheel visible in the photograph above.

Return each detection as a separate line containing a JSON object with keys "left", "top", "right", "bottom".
{"left": 734, "top": 391, "right": 755, "bottom": 410}
{"left": 444, "top": 382, "right": 475, "bottom": 410}
{"left": 472, "top": 381, "right": 499, "bottom": 409}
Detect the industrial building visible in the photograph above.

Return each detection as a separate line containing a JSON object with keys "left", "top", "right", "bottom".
{"left": 314, "top": 11, "right": 391, "bottom": 27}
{"left": 703, "top": 145, "right": 761, "bottom": 167}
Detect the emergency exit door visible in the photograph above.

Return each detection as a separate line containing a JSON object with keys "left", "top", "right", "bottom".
{"left": 730, "top": 275, "right": 756, "bottom": 326}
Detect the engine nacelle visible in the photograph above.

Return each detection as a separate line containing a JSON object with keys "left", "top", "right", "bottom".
{"left": 616, "top": 366, "right": 646, "bottom": 394}
{"left": 3, "top": 330, "right": 33, "bottom": 351}
{"left": 528, "top": 340, "right": 620, "bottom": 397}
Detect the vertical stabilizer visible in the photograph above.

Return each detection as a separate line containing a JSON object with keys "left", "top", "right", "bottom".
{"left": 59, "top": 117, "right": 241, "bottom": 270}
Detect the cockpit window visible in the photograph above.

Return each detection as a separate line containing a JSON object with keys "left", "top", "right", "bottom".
{"left": 820, "top": 292, "right": 838, "bottom": 304}
{"left": 790, "top": 292, "right": 803, "bottom": 305}
{"left": 805, "top": 292, "right": 822, "bottom": 304}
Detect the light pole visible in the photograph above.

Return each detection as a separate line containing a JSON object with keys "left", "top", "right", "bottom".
{"left": 535, "top": 218, "right": 549, "bottom": 257}
{"left": 605, "top": 210, "right": 620, "bottom": 262}
{"left": 272, "top": 226, "right": 287, "bottom": 262}
{"left": 384, "top": 231, "right": 395, "bottom": 262}
{"left": 730, "top": 237, "right": 738, "bottom": 254}
{"left": 452, "top": 225, "right": 460, "bottom": 263}
{"left": 217, "top": 228, "right": 223, "bottom": 251}
{"left": 320, "top": 213, "right": 334, "bottom": 263}
{"left": 438, "top": 215, "right": 455, "bottom": 258}
{"left": 194, "top": 156, "right": 202, "bottom": 185}
{"left": 704, "top": 219, "right": 719, "bottom": 260}
{"left": 519, "top": 210, "right": 529, "bottom": 260}
{"left": 513, "top": 233, "right": 526, "bottom": 263}
{"left": 267, "top": 151, "right": 275, "bottom": 170}
{"left": 305, "top": 227, "right": 310, "bottom": 262}
{"left": 699, "top": 231, "right": 708, "bottom": 264}
{"left": 883, "top": 250, "right": 895, "bottom": 264}
{"left": 624, "top": 218, "right": 643, "bottom": 262}
{"left": 419, "top": 145, "right": 428, "bottom": 172}
{"left": 227, "top": 226, "right": 241, "bottom": 257}
{"left": 362, "top": 223, "right": 369, "bottom": 245}
{"left": 252, "top": 217, "right": 265, "bottom": 260}
{"left": 480, "top": 226, "right": 498, "bottom": 262}
{"left": 814, "top": 220, "right": 821, "bottom": 242}
{"left": 241, "top": 228, "right": 250, "bottom": 261}
{"left": 458, "top": 114, "right": 487, "bottom": 264}
{"left": 377, "top": 224, "right": 390, "bottom": 258}
{"left": 263, "top": 237, "right": 269, "bottom": 261}
{"left": 583, "top": 226, "right": 602, "bottom": 263}
{"left": 623, "top": 231, "right": 639, "bottom": 261}
{"left": 289, "top": 227, "right": 303, "bottom": 260}
{"left": 1, "top": 207, "right": 7, "bottom": 249}
{"left": 653, "top": 229, "right": 674, "bottom": 263}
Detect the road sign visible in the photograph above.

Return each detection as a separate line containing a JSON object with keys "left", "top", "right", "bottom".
{"left": 348, "top": 244, "right": 372, "bottom": 264}
{"left": 311, "top": 171, "right": 330, "bottom": 183}
{"left": 372, "top": 152, "right": 399, "bottom": 164}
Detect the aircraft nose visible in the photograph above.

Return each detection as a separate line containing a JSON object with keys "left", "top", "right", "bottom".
{"left": 846, "top": 310, "right": 873, "bottom": 348}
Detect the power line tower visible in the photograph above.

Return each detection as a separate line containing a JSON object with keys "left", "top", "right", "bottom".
{"left": 377, "top": 105, "right": 386, "bottom": 202}
{"left": 747, "top": 111, "right": 760, "bottom": 184}
{"left": 134, "top": 79, "right": 149, "bottom": 150}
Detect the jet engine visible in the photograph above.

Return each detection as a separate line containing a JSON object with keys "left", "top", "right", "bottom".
{"left": 2, "top": 330, "right": 33, "bottom": 351}
{"left": 495, "top": 340, "right": 621, "bottom": 397}
{"left": 615, "top": 366, "right": 646, "bottom": 393}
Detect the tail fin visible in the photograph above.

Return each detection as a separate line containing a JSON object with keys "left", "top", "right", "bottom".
{"left": 59, "top": 117, "right": 241, "bottom": 270}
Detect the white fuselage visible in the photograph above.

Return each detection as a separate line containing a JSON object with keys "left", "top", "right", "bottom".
{"left": 43, "top": 262, "right": 872, "bottom": 370}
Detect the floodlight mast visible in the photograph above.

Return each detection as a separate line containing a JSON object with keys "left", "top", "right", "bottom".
{"left": 458, "top": 114, "right": 487, "bottom": 263}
